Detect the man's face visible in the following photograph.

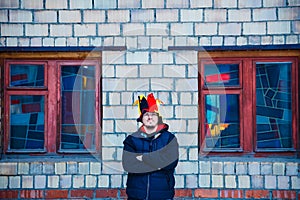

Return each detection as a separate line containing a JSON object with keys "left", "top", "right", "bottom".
{"left": 142, "top": 112, "right": 159, "bottom": 128}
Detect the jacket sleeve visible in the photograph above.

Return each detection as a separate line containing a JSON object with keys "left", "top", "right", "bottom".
{"left": 142, "top": 134, "right": 179, "bottom": 171}
{"left": 122, "top": 136, "right": 158, "bottom": 173}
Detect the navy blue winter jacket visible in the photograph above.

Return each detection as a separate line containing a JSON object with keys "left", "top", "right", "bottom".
{"left": 122, "top": 124, "right": 179, "bottom": 200}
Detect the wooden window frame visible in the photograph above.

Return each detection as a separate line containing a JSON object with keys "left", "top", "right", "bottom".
{"left": 1, "top": 52, "right": 102, "bottom": 156}
{"left": 198, "top": 50, "right": 299, "bottom": 157}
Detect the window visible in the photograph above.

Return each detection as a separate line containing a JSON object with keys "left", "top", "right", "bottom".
{"left": 3, "top": 55, "right": 101, "bottom": 154}
{"left": 199, "top": 50, "right": 299, "bottom": 156}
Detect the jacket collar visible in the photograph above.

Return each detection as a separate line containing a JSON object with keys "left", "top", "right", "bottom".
{"left": 139, "top": 123, "right": 169, "bottom": 138}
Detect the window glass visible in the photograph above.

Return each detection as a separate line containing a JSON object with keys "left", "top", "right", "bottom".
{"left": 256, "top": 63, "right": 292, "bottom": 149}
{"left": 204, "top": 64, "right": 239, "bottom": 87}
{"left": 205, "top": 94, "right": 240, "bottom": 149}
{"left": 10, "top": 95, "right": 45, "bottom": 149}
{"left": 10, "top": 64, "right": 44, "bottom": 87}
{"left": 60, "top": 66, "right": 96, "bottom": 150}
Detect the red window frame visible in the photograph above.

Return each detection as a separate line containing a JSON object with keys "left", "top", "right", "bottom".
{"left": 198, "top": 51, "right": 299, "bottom": 156}
{"left": 3, "top": 59, "right": 101, "bottom": 155}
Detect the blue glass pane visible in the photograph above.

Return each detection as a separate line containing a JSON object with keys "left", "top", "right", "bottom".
{"left": 10, "top": 64, "right": 44, "bottom": 87}
{"left": 204, "top": 64, "right": 239, "bottom": 86}
{"left": 256, "top": 63, "right": 292, "bottom": 149}
{"left": 205, "top": 94, "right": 240, "bottom": 149}
{"left": 10, "top": 95, "right": 44, "bottom": 149}
{"left": 60, "top": 66, "right": 96, "bottom": 150}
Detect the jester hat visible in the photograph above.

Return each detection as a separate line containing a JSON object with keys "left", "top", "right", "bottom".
{"left": 133, "top": 93, "right": 163, "bottom": 122}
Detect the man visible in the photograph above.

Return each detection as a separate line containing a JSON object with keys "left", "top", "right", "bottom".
{"left": 122, "top": 93, "right": 179, "bottom": 200}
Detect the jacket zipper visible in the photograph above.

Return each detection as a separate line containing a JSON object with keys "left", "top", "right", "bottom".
{"left": 146, "top": 139, "right": 153, "bottom": 200}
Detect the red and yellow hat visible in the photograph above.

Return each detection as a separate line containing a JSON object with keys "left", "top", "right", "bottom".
{"left": 133, "top": 93, "right": 163, "bottom": 122}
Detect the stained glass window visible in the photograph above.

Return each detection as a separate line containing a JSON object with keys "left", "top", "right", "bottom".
{"left": 205, "top": 94, "right": 240, "bottom": 149}
{"left": 10, "top": 95, "right": 45, "bottom": 149}
{"left": 60, "top": 66, "right": 96, "bottom": 150}
{"left": 10, "top": 64, "right": 44, "bottom": 87}
{"left": 204, "top": 64, "right": 239, "bottom": 87}
{"left": 256, "top": 63, "right": 292, "bottom": 149}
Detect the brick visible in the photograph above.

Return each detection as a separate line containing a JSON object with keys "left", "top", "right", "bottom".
{"left": 236, "top": 162, "right": 247, "bottom": 175}
{"left": 142, "top": 0, "right": 164, "bottom": 8}
{"left": 71, "top": 189, "right": 94, "bottom": 198}
{"left": 78, "top": 162, "right": 89, "bottom": 175}
{"left": 272, "top": 190, "right": 297, "bottom": 199}
{"left": 94, "top": 0, "right": 116, "bottom": 8}
{"left": 22, "top": 0, "right": 42, "bottom": 8}
{"left": 102, "top": 161, "right": 123, "bottom": 174}
{"left": 175, "top": 189, "right": 193, "bottom": 197}
{"left": 122, "top": 24, "right": 144, "bottom": 36}
{"left": 98, "top": 175, "right": 109, "bottom": 187}
{"left": 228, "top": 9, "right": 251, "bottom": 22}
{"left": 191, "top": 0, "right": 212, "bottom": 8}
{"left": 194, "top": 189, "right": 218, "bottom": 198}
{"left": 171, "top": 23, "right": 193, "bottom": 36}
{"left": 265, "top": 175, "right": 276, "bottom": 189}
{"left": 195, "top": 23, "right": 217, "bottom": 35}
{"left": 215, "top": 0, "right": 237, "bottom": 8}
{"left": 50, "top": 25, "right": 72, "bottom": 37}
{"left": 0, "top": 163, "right": 18, "bottom": 175}
{"left": 60, "top": 175, "right": 72, "bottom": 188}
{"left": 126, "top": 51, "right": 149, "bottom": 64}
{"left": 251, "top": 175, "right": 263, "bottom": 188}
{"left": 1, "top": 24, "right": 23, "bottom": 36}
{"left": 212, "top": 162, "right": 223, "bottom": 174}
{"left": 108, "top": 10, "right": 130, "bottom": 23}
{"left": 225, "top": 175, "right": 236, "bottom": 188}
{"left": 292, "top": 21, "right": 300, "bottom": 34}
{"left": 204, "top": 9, "right": 226, "bottom": 22}
{"left": 248, "top": 162, "right": 260, "bottom": 175}
{"left": 73, "top": 175, "right": 84, "bottom": 188}
{"left": 291, "top": 176, "right": 300, "bottom": 189}
{"left": 22, "top": 176, "right": 33, "bottom": 188}
{"left": 102, "top": 78, "right": 126, "bottom": 91}
{"left": 18, "top": 163, "right": 29, "bottom": 175}
{"left": 116, "top": 65, "right": 138, "bottom": 78}
{"left": 20, "top": 190, "right": 44, "bottom": 198}
{"left": 86, "top": 175, "right": 97, "bottom": 188}
{"left": 245, "top": 190, "right": 270, "bottom": 199}
{"left": 180, "top": 9, "right": 203, "bottom": 22}
{"left": 186, "top": 175, "right": 198, "bottom": 188}
{"left": 278, "top": 176, "right": 290, "bottom": 189}
{"left": 166, "top": 0, "right": 189, "bottom": 8}
{"left": 48, "top": 176, "right": 59, "bottom": 188}
{"left": 221, "top": 189, "right": 243, "bottom": 198}
{"left": 96, "top": 189, "right": 118, "bottom": 198}
{"left": 55, "top": 162, "right": 66, "bottom": 175}
{"left": 286, "top": 163, "right": 298, "bottom": 176}
{"left": 118, "top": 0, "right": 140, "bottom": 8}
{"left": 264, "top": 0, "right": 286, "bottom": 7}
{"left": 59, "top": 10, "right": 81, "bottom": 23}
{"left": 9, "top": 176, "right": 20, "bottom": 188}
{"left": 146, "top": 23, "right": 169, "bottom": 36}
{"left": 70, "top": 0, "right": 92, "bottom": 9}
{"left": 83, "top": 10, "right": 105, "bottom": 23}
{"left": 45, "top": 190, "right": 68, "bottom": 199}
{"left": 273, "top": 162, "right": 285, "bottom": 175}
{"left": 219, "top": 23, "right": 241, "bottom": 35}
{"left": 238, "top": 0, "right": 262, "bottom": 8}
{"left": 238, "top": 175, "right": 250, "bottom": 188}
{"left": 0, "top": 0, "right": 19, "bottom": 8}
{"left": 212, "top": 175, "right": 223, "bottom": 188}
{"left": 243, "top": 22, "right": 266, "bottom": 35}
{"left": 175, "top": 79, "right": 198, "bottom": 91}
{"left": 0, "top": 190, "right": 18, "bottom": 199}
{"left": 156, "top": 9, "right": 178, "bottom": 22}
{"left": 10, "top": 10, "right": 32, "bottom": 22}
{"left": 45, "top": 0, "right": 67, "bottom": 9}
{"left": 131, "top": 10, "right": 154, "bottom": 22}
{"left": 90, "top": 162, "right": 101, "bottom": 175}
{"left": 34, "top": 175, "right": 46, "bottom": 189}
{"left": 268, "top": 21, "right": 290, "bottom": 34}
{"left": 140, "top": 65, "right": 162, "bottom": 77}
{"left": 111, "top": 175, "right": 122, "bottom": 187}
{"left": 176, "top": 161, "right": 198, "bottom": 174}
{"left": 66, "top": 162, "right": 77, "bottom": 174}
{"left": 0, "top": 10, "right": 8, "bottom": 22}
{"left": 74, "top": 24, "right": 96, "bottom": 36}
{"left": 253, "top": 8, "right": 277, "bottom": 21}
{"left": 279, "top": 8, "right": 299, "bottom": 20}
{"left": 0, "top": 176, "right": 8, "bottom": 188}
{"left": 98, "top": 24, "right": 120, "bottom": 36}
{"left": 151, "top": 52, "right": 173, "bottom": 64}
